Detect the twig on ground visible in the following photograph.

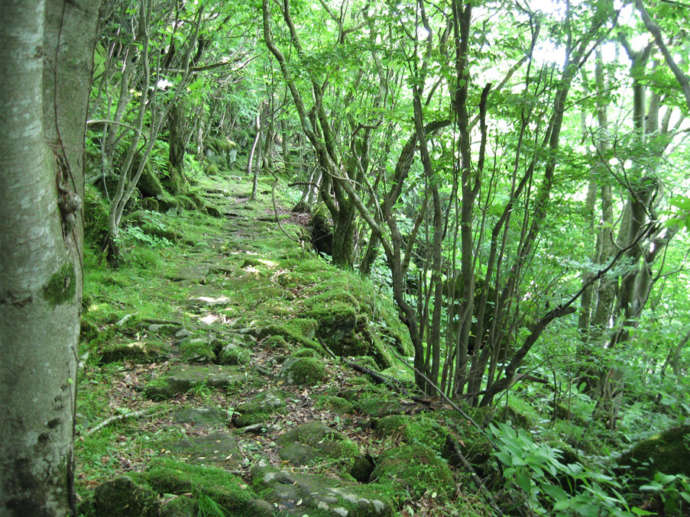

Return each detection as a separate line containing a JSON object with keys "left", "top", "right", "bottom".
{"left": 83, "top": 406, "right": 165, "bottom": 437}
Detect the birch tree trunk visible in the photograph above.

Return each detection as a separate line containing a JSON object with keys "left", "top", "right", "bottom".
{"left": 0, "top": 1, "right": 99, "bottom": 514}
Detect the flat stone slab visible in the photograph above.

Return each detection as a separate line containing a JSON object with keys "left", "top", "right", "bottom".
{"left": 168, "top": 263, "right": 211, "bottom": 282}
{"left": 144, "top": 364, "right": 245, "bottom": 399}
{"left": 233, "top": 390, "right": 286, "bottom": 427}
{"left": 172, "top": 406, "right": 228, "bottom": 427}
{"left": 166, "top": 431, "right": 242, "bottom": 468}
{"left": 275, "top": 421, "right": 358, "bottom": 467}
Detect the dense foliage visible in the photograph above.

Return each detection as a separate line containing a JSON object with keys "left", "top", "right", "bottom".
{"left": 79, "top": 0, "right": 690, "bottom": 515}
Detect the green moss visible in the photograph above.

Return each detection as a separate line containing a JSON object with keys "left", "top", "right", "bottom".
{"left": 144, "top": 458, "right": 262, "bottom": 515}
{"left": 263, "top": 335, "right": 288, "bottom": 349}
{"left": 374, "top": 415, "right": 409, "bottom": 437}
{"left": 160, "top": 495, "right": 198, "bottom": 516}
{"left": 86, "top": 476, "right": 160, "bottom": 517}
{"left": 233, "top": 390, "right": 286, "bottom": 427}
{"left": 179, "top": 337, "right": 216, "bottom": 363}
{"left": 619, "top": 425, "right": 690, "bottom": 479}
{"left": 497, "top": 393, "right": 540, "bottom": 428}
{"left": 43, "top": 262, "right": 76, "bottom": 306}
{"left": 138, "top": 162, "right": 166, "bottom": 198}
{"left": 157, "top": 191, "right": 179, "bottom": 211}
{"left": 303, "top": 289, "right": 361, "bottom": 312}
{"left": 300, "top": 284, "right": 404, "bottom": 368}
{"left": 438, "top": 409, "right": 494, "bottom": 467}
{"left": 241, "top": 257, "right": 263, "bottom": 268}
{"left": 187, "top": 191, "right": 206, "bottom": 210}
{"left": 142, "top": 197, "right": 159, "bottom": 211}
{"left": 143, "top": 377, "right": 177, "bottom": 401}
{"left": 217, "top": 344, "right": 250, "bottom": 365}
{"left": 374, "top": 414, "right": 448, "bottom": 450}
{"left": 351, "top": 355, "right": 381, "bottom": 371}
{"left": 100, "top": 340, "right": 167, "bottom": 364}
{"left": 371, "top": 444, "right": 455, "bottom": 502}
{"left": 281, "top": 357, "right": 326, "bottom": 386}
{"left": 357, "top": 395, "right": 404, "bottom": 418}
{"left": 207, "top": 136, "right": 234, "bottom": 153}
{"left": 291, "top": 347, "right": 319, "bottom": 358}
{"left": 257, "top": 318, "right": 321, "bottom": 350}
{"left": 84, "top": 183, "right": 109, "bottom": 245}
{"left": 288, "top": 317, "right": 319, "bottom": 338}
{"left": 315, "top": 395, "right": 355, "bottom": 414}
{"left": 177, "top": 195, "right": 197, "bottom": 210}
{"left": 276, "top": 421, "right": 359, "bottom": 466}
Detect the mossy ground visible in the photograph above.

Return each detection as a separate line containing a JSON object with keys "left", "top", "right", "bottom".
{"left": 78, "top": 170, "right": 572, "bottom": 516}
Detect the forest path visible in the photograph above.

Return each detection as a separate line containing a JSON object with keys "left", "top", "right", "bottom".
{"left": 76, "top": 173, "right": 440, "bottom": 516}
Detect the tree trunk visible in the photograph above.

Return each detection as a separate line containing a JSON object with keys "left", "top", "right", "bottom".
{"left": 167, "top": 102, "right": 188, "bottom": 195}
{"left": 0, "top": 1, "right": 99, "bottom": 514}
{"left": 248, "top": 104, "right": 263, "bottom": 201}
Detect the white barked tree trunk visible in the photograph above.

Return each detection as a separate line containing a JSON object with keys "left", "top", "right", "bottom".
{"left": 0, "top": 1, "right": 99, "bottom": 515}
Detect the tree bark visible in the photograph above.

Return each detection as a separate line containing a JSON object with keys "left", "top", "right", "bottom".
{"left": 0, "top": 0, "right": 99, "bottom": 515}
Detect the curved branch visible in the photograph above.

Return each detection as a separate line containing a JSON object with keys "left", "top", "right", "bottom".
{"left": 635, "top": 0, "right": 690, "bottom": 109}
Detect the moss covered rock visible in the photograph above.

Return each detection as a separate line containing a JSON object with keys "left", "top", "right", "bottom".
{"left": 88, "top": 476, "right": 160, "bottom": 517}
{"left": 172, "top": 406, "right": 228, "bottom": 427}
{"left": 205, "top": 204, "right": 223, "bottom": 217}
{"left": 159, "top": 495, "right": 198, "bottom": 516}
{"left": 144, "top": 458, "right": 271, "bottom": 516}
{"left": 143, "top": 364, "right": 245, "bottom": 400}
{"left": 618, "top": 425, "right": 690, "bottom": 479}
{"left": 291, "top": 347, "right": 320, "bottom": 358}
{"left": 357, "top": 395, "right": 405, "bottom": 418}
{"left": 310, "top": 206, "right": 333, "bottom": 256}
{"left": 350, "top": 454, "right": 376, "bottom": 483}
{"left": 156, "top": 191, "right": 179, "bottom": 211}
{"left": 218, "top": 343, "right": 251, "bottom": 365}
{"left": 233, "top": 390, "right": 286, "bottom": 427}
{"left": 276, "top": 421, "right": 359, "bottom": 467}
{"left": 253, "top": 465, "right": 393, "bottom": 516}
{"left": 125, "top": 210, "right": 182, "bottom": 241}
{"left": 139, "top": 163, "right": 166, "bottom": 198}
{"left": 315, "top": 395, "right": 355, "bottom": 415}
{"left": 301, "top": 289, "right": 400, "bottom": 369}
{"left": 178, "top": 336, "right": 216, "bottom": 362}
{"left": 371, "top": 444, "right": 455, "bottom": 501}
{"left": 374, "top": 415, "right": 409, "bottom": 437}
{"left": 439, "top": 409, "right": 494, "bottom": 468}
{"left": 374, "top": 414, "right": 448, "bottom": 450}
{"left": 100, "top": 340, "right": 168, "bottom": 364}
{"left": 263, "top": 335, "right": 289, "bottom": 349}
{"left": 280, "top": 357, "right": 326, "bottom": 386}
{"left": 257, "top": 317, "right": 321, "bottom": 350}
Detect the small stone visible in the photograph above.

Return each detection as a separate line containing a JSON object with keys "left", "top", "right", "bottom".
{"left": 172, "top": 406, "right": 228, "bottom": 427}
